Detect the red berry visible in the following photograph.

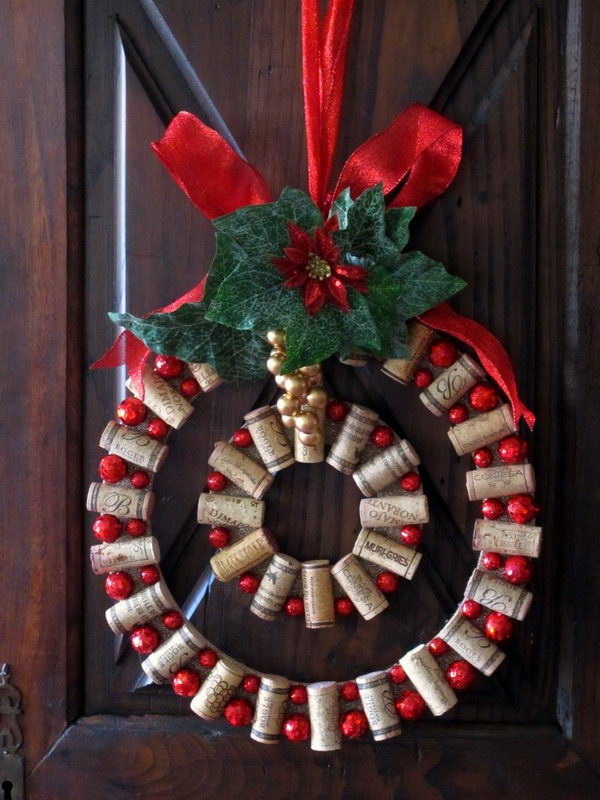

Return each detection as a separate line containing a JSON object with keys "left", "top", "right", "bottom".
{"left": 232, "top": 428, "right": 253, "bottom": 447}
{"left": 139, "top": 565, "right": 160, "bottom": 585}
{"left": 99, "top": 454, "right": 127, "bottom": 483}
{"left": 208, "top": 526, "right": 231, "bottom": 548}
{"left": 125, "top": 518, "right": 146, "bottom": 537}
{"left": 389, "top": 664, "right": 407, "bottom": 685}
{"left": 172, "top": 668, "right": 201, "bottom": 697}
{"left": 179, "top": 378, "right": 200, "bottom": 398}
{"left": 93, "top": 514, "right": 121, "bottom": 543}
{"left": 507, "top": 494, "right": 539, "bottom": 524}
{"left": 162, "top": 610, "right": 184, "bottom": 630}
{"left": 400, "top": 524, "right": 422, "bottom": 547}
{"left": 482, "top": 552, "right": 503, "bottom": 571}
{"left": 154, "top": 354, "right": 183, "bottom": 379}
{"left": 242, "top": 674, "right": 261, "bottom": 694}
{"left": 147, "top": 418, "right": 169, "bottom": 440}
{"left": 130, "top": 470, "right": 150, "bottom": 489}
{"left": 446, "top": 660, "right": 476, "bottom": 690}
{"left": 335, "top": 597, "right": 354, "bottom": 616}
{"left": 239, "top": 572, "right": 259, "bottom": 593}
{"left": 428, "top": 339, "right": 457, "bottom": 368}
{"left": 105, "top": 571, "right": 134, "bottom": 600}
{"left": 504, "top": 555, "right": 532, "bottom": 585}
{"left": 428, "top": 637, "right": 449, "bottom": 657}
{"left": 284, "top": 597, "right": 304, "bottom": 616}
{"left": 400, "top": 471, "right": 421, "bottom": 492}
{"left": 473, "top": 447, "right": 493, "bottom": 468}
{"left": 376, "top": 571, "right": 399, "bottom": 593}
{"left": 224, "top": 698, "right": 254, "bottom": 727}
{"left": 413, "top": 368, "right": 433, "bottom": 388}
{"left": 339, "top": 681, "right": 359, "bottom": 702}
{"left": 498, "top": 435, "right": 528, "bottom": 464}
{"left": 340, "top": 709, "right": 369, "bottom": 739}
{"left": 207, "top": 471, "right": 227, "bottom": 492}
{"left": 198, "top": 648, "right": 218, "bottom": 669}
{"left": 116, "top": 397, "right": 147, "bottom": 426}
{"left": 395, "top": 690, "right": 426, "bottom": 720}
{"left": 482, "top": 498, "right": 505, "bottom": 520}
{"left": 282, "top": 714, "right": 310, "bottom": 742}
{"left": 130, "top": 625, "right": 160, "bottom": 654}
{"left": 484, "top": 612, "right": 514, "bottom": 642}
{"left": 448, "top": 404, "right": 468, "bottom": 424}
{"left": 469, "top": 383, "right": 498, "bottom": 412}
{"left": 461, "top": 599, "right": 482, "bottom": 620}
{"left": 371, "top": 425, "right": 394, "bottom": 448}
{"left": 326, "top": 400, "right": 348, "bottom": 422}
{"left": 289, "top": 685, "right": 308, "bottom": 705}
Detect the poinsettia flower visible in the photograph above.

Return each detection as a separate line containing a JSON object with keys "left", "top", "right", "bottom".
{"left": 273, "top": 218, "right": 368, "bottom": 314}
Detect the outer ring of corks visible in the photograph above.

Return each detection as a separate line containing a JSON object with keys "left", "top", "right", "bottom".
{"left": 465, "top": 463, "right": 535, "bottom": 501}
{"left": 87, "top": 481, "right": 155, "bottom": 521}
{"left": 356, "top": 670, "right": 402, "bottom": 741}
{"left": 447, "top": 403, "right": 516, "bottom": 456}
{"left": 126, "top": 370, "right": 194, "bottom": 430}
{"left": 105, "top": 580, "right": 177, "bottom": 634}
{"left": 188, "top": 362, "right": 224, "bottom": 393}
{"left": 90, "top": 535, "right": 160, "bottom": 575}
{"left": 419, "top": 354, "right": 485, "bottom": 416}
{"left": 307, "top": 681, "right": 342, "bottom": 752}
{"left": 250, "top": 675, "right": 290, "bottom": 744}
{"left": 190, "top": 658, "right": 245, "bottom": 720}
{"left": 141, "top": 622, "right": 209, "bottom": 683}
{"left": 381, "top": 322, "right": 436, "bottom": 384}
{"left": 99, "top": 420, "right": 169, "bottom": 472}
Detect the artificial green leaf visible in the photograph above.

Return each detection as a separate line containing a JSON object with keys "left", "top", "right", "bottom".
{"left": 202, "top": 232, "right": 246, "bottom": 305}
{"left": 385, "top": 206, "right": 417, "bottom": 252}
{"left": 390, "top": 251, "right": 467, "bottom": 320}
{"left": 328, "top": 187, "right": 353, "bottom": 230}
{"left": 362, "top": 262, "right": 408, "bottom": 358}
{"left": 334, "top": 184, "right": 400, "bottom": 264}
{"left": 281, "top": 305, "right": 343, "bottom": 373}
{"left": 338, "top": 292, "right": 381, "bottom": 358}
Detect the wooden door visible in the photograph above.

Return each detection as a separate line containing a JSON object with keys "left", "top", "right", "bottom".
{"left": 3, "top": 0, "right": 600, "bottom": 797}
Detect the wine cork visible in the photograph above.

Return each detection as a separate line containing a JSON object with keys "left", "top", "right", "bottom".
{"left": 208, "top": 441, "right": 273, "bottom": 499}
{"left": 307, "top": 682, "right": 341, "bottom": 751}
{"left": 465, "top": 464, "right": 535, "bottom": 501}
{"left": 250, "top": 675, "right": 290, "bottom": 744}
{"left": 100, "top": 421, "right": 168, "bottom": 472}
{"left": 188, "top": 362, "right": 224, "bottom": 393}
{"left": 447, "top": 404, "right": 516, "bottom": 456}
{"left": 90, "top": 535, "right": 160, "bottom": 575}
{"left": 465, "top": 569, "right": 533, "bottom": 620}
{"left": 326, "top": 404, "right": 379, "bottom": 474}
{"left": 190, "top": 658, "right": 244, "bottom": 720}
{"left": 356, "top": 670, "right": 402, "bottom": 741}
{"left": 126, "top": 369, "right": 193, "bottom": 429}
{"left": 197, "top": 492, "right": 265, "bottom": 528}
{"left": 250, "top": 553, "right": 301, "bottom": 621}
{"left": 301, "top": 560, "right": 335, "bottom": 629}
{"left": 87, "top": 482, "right": 154, "bottom": 520}
{"left": 294, "top": 404, "right": 325, "bottom": 464}
{"left": 399, "top": 645, "right": 458, "bottom": 716}
{"left": 105, "top": 580, "right": 176, "bottom": 633}
{"left": 210, "top": 527, "right": 278, "bottom": 582}
{"left": 472, "top": 519, "right": 542, "bottom": 558}
{"left": 330, "top": 554, "right": 388, "bottom": 621}
{"left": 244, "top": 406, "right": 294, "bottom": 473}
{"left": 438, "top": 611, "right": 505, "bottom": 676}
{"left": 359, "top": 496, "right": 429, "bottom": 527}
{"left": 381, "top": 321, "right": 435, "bottom": 384}
{"left": 353, "top": 440, "right": 420, "bottom": 496}
{"left": 353, "top": 529, "right": 422, "bottom": 579}
{"left": 141, "top": 622, "right": 209, "bottom": 683}
{"left": 419, "top": 354, "right": 485, "bottom": 415}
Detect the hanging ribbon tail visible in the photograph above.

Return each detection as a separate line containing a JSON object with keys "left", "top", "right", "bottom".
{"left": 418, "top": 303, "right": 535, "bottom": 430}
{"left": 152, "top": 111, "right": 272, "bottom": 219}
{"left": 331, "top": 103, "right": 462, "bottom": 211}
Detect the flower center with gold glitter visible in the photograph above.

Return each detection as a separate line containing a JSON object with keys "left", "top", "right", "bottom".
{"left": 306, "top": 254, "right": 332, "bottom": 280}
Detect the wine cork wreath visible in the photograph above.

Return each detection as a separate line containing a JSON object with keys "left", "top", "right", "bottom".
{"left": 87, "top": 328, "right": 541, "bottom": 748}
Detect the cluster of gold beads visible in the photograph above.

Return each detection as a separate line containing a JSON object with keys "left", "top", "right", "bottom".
{"left": 266, "top": 330, "right": 328, "bottom": 446}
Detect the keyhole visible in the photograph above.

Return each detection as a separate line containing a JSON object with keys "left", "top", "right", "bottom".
{"left": 2, "top": 780, "right": 13, "bottom": 800}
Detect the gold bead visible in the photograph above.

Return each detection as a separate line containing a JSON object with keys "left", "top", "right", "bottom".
{"left": 299, "top": 364, "right": 320, "bottom": 377}
{"left": 306, "top": 387, "right": 327, "bottom": 409}
{"left": 277, "top": 393, "right": 299, "bottom": 416}
{"left": 297, "top": 430, "right": 320, "bottom": 446}
{"left": 274, "top": 374, "right": 287, "bottom": 388}
{"left": 270, "top": 347, "right": 285, "bottom": 358}
{"left": 295, "top": 411, "right": 319, "bottom": 434}
{"left": 284, "top": 374, "right": 308, "bottom": 397}
{"left": 308, "top": 374, "right": 322, "bottom": 387}
{"left": 280, "top": 414, "right": 297, "bottom": 429}
{"left": 267, "top": 330, "right": 286, "bottom": 348}
{"left": 266, "top": 355, "right": 283, "bottom": 375}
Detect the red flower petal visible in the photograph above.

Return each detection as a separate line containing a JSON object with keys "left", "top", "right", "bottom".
{"left": 333, "top": 264, "right": 369, "bottom": 281}
{"left": 287, "top": 222, "right": 312, "bottom": 253}
{"left": 305, "top": 279, "right": 327, "bottom": 314}
{"left": 283, "top": 246, "right": 309, "bottom": 265}
{"left": 346, "top": 279, "right": 368, "bottom": 294}
{"left": 324, "top": 215, "right": 340, "bottom": 235}
{"left": 284, "top": 272, "right": 308, "bottom": 288}
{"left": 326, "top": 277, "right": 350, "bottom": 313}
{"left": 315, "top": 228, "right": 340, "bottom": 263}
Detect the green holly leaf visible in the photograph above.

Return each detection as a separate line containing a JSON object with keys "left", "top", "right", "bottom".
{"left": 385, "top": 206, "right": 417, "bottom": 252}
{"left": 281, "top": 305, "right": 342, "bottom": 373}
{"left": 390, "top": 251, "right": 467, "bottom": 319}
{"left": 203, "top": 232, "right": 246, "bottom": 305}
{"left": 362, "top": 263, "right": 409, "bottom": 358}
{"left": 334, "top": 184, "right": 400, "bottom": 264}
{"left": 329, "top": 187, "right": 353, "bottom": 230}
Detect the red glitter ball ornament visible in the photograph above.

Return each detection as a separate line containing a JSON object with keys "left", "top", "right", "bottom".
{"left": 207, "top": 471, "right": 227, "bottom": 492}
{"left": 93, "top": 514, "right": 121, "bottom": 543}
{"left": 482, "top": 552, "right": 503, "bottom": 571}
{"left": 242, "top": 674, "right": 261, "bottom": 694}
{"left": 232, "top": 428, "right": 253, "bottom": 447}
{"left": 162, "top": 610, "right": 183, "bottom": 630}
{"left": 339, "top": 681, "right": 359, "bottom": 702}
{"left": 484, "top": 612, "right": 514, "bottom": 642}
{"left": 400, "top": 524, "right": 422, "bottom": 547}
{"left": 198, "top": 648, "right": 218, "bottom": 669}
{"left": 498, "top": 435, "right": 528, "bottom": 464}
{"left": 461, "top": 599, "right": 482, "bottom": 620}
{"left": 105, "top": 571, "right": 134, "bottom": 600}
{"left": 224, "top": 698, "right": 254, "bottom": 727}
{"left": 335, "top": 597, "right": 354, "bottom": 616}
{"left": 400, "top": 471, "right": 421, "bottom": 492}
{"left": 507, "top": 494, "right": 539, "bottom": 524}
{"left": 468, "top": 383, "right": 498, "bottom": 412}
{"left": 376, "top": 571, "right": 399, "bottom": 593}
{"left": 125, "top": 518, "right": 146, "bottom": 537}
{"left": 448, "top": 404, "right": 468, "bottom": 424}
{"left": 172, "top": 669, "right": 201, "bottom": 697}
{"left": 239, "top": 573, "right": 260, "bottom": 593}
{"left": 428, "top": 637, "right": 449, "bottom": 657}
{"left": 208, "top": 526, "right": 231, "bottom": 548}
{"left": 180, "top": 377, "right": 200, "bottom": 398}
{"left": 428, "top": 339, "right": 458, "bottom": 368}
{"left": 326, "top": 400, "right": 348, "bottom": 422}
{"left": 371, "top": 425, "right": 394, "bottom": 448}
{"left": 147, "top": 418, "right": 169, "bottom": 440}
{"left": 413, "top": 368, "right": 434, "bottom": 388}
{"left": 130, "top": 625, "right": 160, "bottom": 654}
{"left": 130, "top": 470, "right": 150, "bottom": 490}
{"left": 473, "top": 447, "right": 493, "bottom": 468}
{"left": 395, "top": 690, "right": 426, "bottom": 720}
{"left": 139, "top": 565, "right": 160, "bottom": 585}
{"left": 389, "top": 664, "right": 407, "bottom": 685}
{"left": 282, "top": 714, "right": 310, "bottom": 742}
{"left": 284, "top": 597, "right": 305, "bottom": 616}
{"left": 340, "top": 710, "right": 369, "bottom": 739}
{"left": 99, "top": 454, "right": 127, "bottom": 483}
{"left": 289, "top": 685, "right": 308, "bottom": 705}
{"left": 154, "top": 354, "right": 183, "bottom": 379}
{"left": 481, "top": 498, "right": 505, "bottom": 520}
{"left": 504, "top": 555, "right": 533, "bottom": 585}
{"left": 446, "top": 660, "right": 476, "bottom": 690}
{"left": 116, "top": 396, "right": 147, "bottom": 426}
